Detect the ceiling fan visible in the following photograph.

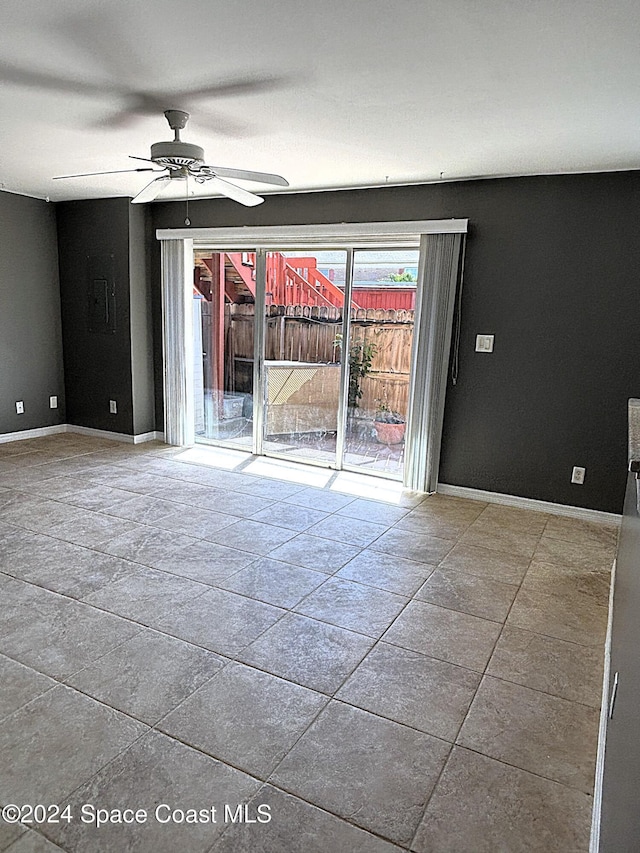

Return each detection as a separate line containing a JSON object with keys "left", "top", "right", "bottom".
{"left": 53, "top": 109, "right": 289, "bottom": 206}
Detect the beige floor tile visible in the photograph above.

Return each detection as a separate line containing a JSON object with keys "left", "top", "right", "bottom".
{"left": 0, "top": 685, "right": 146, "bottom": 804}
{"left": 543, "top": 514, "right": 619, "bottom": 548}
{"left": 149, "top": 538, "right": 257, "bottom": 584}
{"left": 294, "top": 577, "right": 408, "bottom": 637}
{"left": 83, "top": 566, "right": 208, "bottom": 625}
{"left": 337, "top": 642, "right": 480, "bottom": 741}
{"left": 472, "top": 503, "right": 549, "bottom": 535}
{"left": 337, "top": 549, "right": 435, "bottom": 596}
{"left": 0, "top": 435, "right": 613, "bottom": 853}
{"left": 457, "top": 675, "right": 599, "bottom": 793}
{"left": 158, "top": 662, "right": 327, "bottom": 778}
{"left": 6, "top": 829, "right": 65, "bottom": 851}
{"left": 305, "top": 514, "right": 390, "bottom": 547}
{"left": 212, "top": 785, "right": 404, "bottom": 852}
{"left": 249, "top": 502, "right": 329, "bottom": 531}
{"left": 413, "top": 494, "right": 487, "bottom": 522}
{"left": 336, "top": 497, "right": 409, "bottom": 525}
{"left": 459, "top": 524, "right": 541, "bottom": 558}
{"left": 533, "top": 535, "right": 616, "bottom": 572}
{"left": 154, "top": 588, "right": 286, "bottom": 657}
{"left": 43, "top": 730, "right": 260, "bottom": 853}
{"left": 0, "top": 823, "right": 27, "bottom": 850}
{"left": 414, "top": 567, "right": 518, "bottom": 622}
{"left": 220, "top": 557, "right": 326, "bottom": 608}
{"left": 439, "top": 542, "right": 531, "bottom": 584}
{"left": 487, "top": 625, "right": 604, "bottom": 707}
{"left": 413, "top": 746, "right": 593, "bottom": 853}
{"left": 268, "top": 533, "right": 361, "bottom": 572}
{"left": 369, "top": 527, "right": 455, "bottom": 564}
{"left": 507, "top": 582, "right": 608, "bottom": 647}
{"left": 238, "top": 613, "right": 374, "bottom": 694}
{"left": 271, "top": 702, "right": 450, "bottom": 845}
{"left": 523, "top": 559, "right": 611, "bottom": 605}
{"left": 206, "top": 518, "right": 297, "bottom": 555}
{"left": 383, "top": 600, "right": 501, "bottom": 671}
{"left": 393, "top": 512, "right": 473, "bottom": 539}
{"left": 0, "top": 654, "right": 56, "bottom": 721}
{"left": 67, "top": 630, "right": 226, "bottom": 725}
{"left": 0, "top": 597, "right": 142, "bottom": 679}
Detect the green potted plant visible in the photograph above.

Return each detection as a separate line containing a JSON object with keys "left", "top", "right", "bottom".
{"left": 334, "top": 335, "right": 378, "bottom": 414}
{"left": 373, "top": 398, "right": 406, "bottom": 445}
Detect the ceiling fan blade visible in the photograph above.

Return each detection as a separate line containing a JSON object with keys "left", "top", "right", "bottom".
{"left": 173, "top": 73, "right": 287, "bottom": 101}
{"left": 207, "top": 177, "right": 264, "bottom": 207}
{"left": 184, "top": 109, "right": 255, "bottom": 138}
{"left": 129, "top": 155, "right": 157, "bottom": 164}
{"left": 53, "top": 167, "right": 158, "bottom": 180}
{"left": 131, "top": 176, "right": 171, "bottom": 204}
{"left": 0, "top": 58, "right": 110, "bottom": 97}
{"left": 203, "top": 166, "right": 289, "bottom": 187}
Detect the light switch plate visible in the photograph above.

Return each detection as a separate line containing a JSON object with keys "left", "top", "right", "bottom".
{"left": 475, "top": 334, "right": 495, "bottom": 352}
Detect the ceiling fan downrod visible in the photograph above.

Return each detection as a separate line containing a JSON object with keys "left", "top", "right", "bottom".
{"left": 163, "top": 109, "right": 190, "bottom": 140}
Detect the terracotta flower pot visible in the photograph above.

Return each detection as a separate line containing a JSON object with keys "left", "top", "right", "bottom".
{"left": 373, "top": 420, "right": 406, "bottom": 445}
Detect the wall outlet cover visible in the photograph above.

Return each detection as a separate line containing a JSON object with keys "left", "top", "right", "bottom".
{"left": 49, "top": 396, "right": 58, "bottom": 409}
{"left": 475, "top": 334, "right": 495, "bottom": 352}
{"left": 109, "top": 400, "right": 117, "bottom": 414}
{"left": 571, "top": 466, "right": 586, "bottom": 484}
{"left": 15, "top": 401, "right": 24, "bottom": 414}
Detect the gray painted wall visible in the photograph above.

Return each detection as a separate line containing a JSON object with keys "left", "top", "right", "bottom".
{"left": 129, "top": 205, "right": 155, "bottom": 435}
{"left": 7, "top": 174, "right": 633, "bottom": 511}
{"left": 57, "top": 197, "right": 155, "bottom": 435}
{"left": 57, "top": 197, "right": 134, "bottom": 433}
{"left": 152, "top": 171, "right": 640, "bottom": 513}
{"left": 0, "top": 191, "right": 64, "bottom": 435}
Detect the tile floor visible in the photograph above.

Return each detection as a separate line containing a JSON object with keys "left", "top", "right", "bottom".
{"left": 0, "top": 433, "right": 618, "bottom": 852}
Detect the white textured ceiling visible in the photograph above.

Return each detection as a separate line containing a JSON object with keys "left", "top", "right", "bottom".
{"left": 0, "top": 0, "right": 638, "bottom": 203}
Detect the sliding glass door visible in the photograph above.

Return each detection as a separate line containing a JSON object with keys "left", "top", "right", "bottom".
{"left": 261, "top": 250, "right": 347, "bottom": 466}
{"left": 162, "top": 219, "right": 467, "bottom": 492}
{"left": 343, "top": 249, "right": 418, "bottom": 479}
{"left": 193, "top": 250, "right": 256, "bottom": 450}
{"left": 192, "top": 244, "right": 420, "bottom": 480}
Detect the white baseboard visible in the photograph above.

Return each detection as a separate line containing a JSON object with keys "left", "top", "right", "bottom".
{"left": 133, "top": 430, "right": 165, "bottom": 444}
{"left": 66, "top": 426, "right": 164, "bottom": 444}
{"left": 0, "top": 424, "right": 67, "bottom": 444}
{"left": 437, "top": 482, "right": 621, "bottom": 525}
{"left": 0, "top": 424, "right": 165, "bottom": 446}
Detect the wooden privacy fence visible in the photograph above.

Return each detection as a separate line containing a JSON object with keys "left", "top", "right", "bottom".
{"left": 218, "top": 303, "right": 415, "bottom": 418}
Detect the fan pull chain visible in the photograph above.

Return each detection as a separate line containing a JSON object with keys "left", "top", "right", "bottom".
{"left": 185, "top": 174, "right": 191, "bottom": 226}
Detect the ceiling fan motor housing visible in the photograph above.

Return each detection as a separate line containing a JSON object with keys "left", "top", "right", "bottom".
{"left": 150, "top": 140, "right": 205, "bottom": 168}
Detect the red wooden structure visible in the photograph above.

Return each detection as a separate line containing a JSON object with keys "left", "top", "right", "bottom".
{"left": 194, "top": 252, "right": 415, "bottom": 310}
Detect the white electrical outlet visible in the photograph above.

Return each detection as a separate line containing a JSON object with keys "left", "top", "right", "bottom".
{"left": 571, "top": 466, "right": 586, "bottom": 484}
{"left": 109, "top": 400, "right": 117, "bottom": 414}
{"left": 49, "top": 396, "right": 58, "bottom": 409}
{"left": 475, "top": 334, "right": 495, "bottom": 352}
{"left": 15, "top": 401, "right": 24, "bottom": 414}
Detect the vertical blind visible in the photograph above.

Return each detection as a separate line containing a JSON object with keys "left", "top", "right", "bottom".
{"left": 161, "top": 239, "right": 195, "bottom": 446}
{"left": 404, "top": 232, "right": 464, "bottom": 493}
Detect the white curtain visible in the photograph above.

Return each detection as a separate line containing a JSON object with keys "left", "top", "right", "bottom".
{"left": 404, "top": 232, "right": 464, "bottom": 493}
{"left": 161, "top": 238, "right": 195, "bottom": 446}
